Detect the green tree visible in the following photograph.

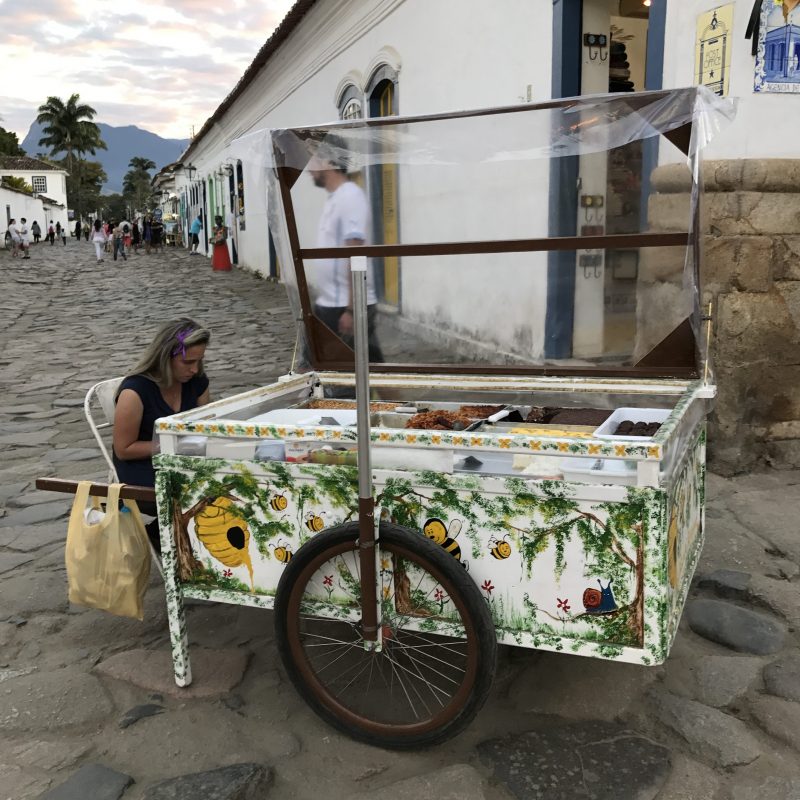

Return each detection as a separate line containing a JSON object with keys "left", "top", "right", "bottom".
{"left": 36, "top": 93, "right": 107, "bottom": 218}
{"left": 64, "top": 160, "right": 107, "bottom": 219}
{"left": 122, "top": 156, "right": 157, "bottom": 215}
{"left": 99, "top": 193, "right": 127, "bottom": 221}
{"left": 0, "top": 126, "right": 25, "bottom": 156}
{"left": 1, "top": 176, "right": 32, "bottom": 193}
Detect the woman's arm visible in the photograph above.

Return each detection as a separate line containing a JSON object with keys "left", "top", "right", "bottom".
{"left": 113, "top": 388, "right": 154, "bottom": 460}
{"left": 197, "top": 388, "right": 210, "bottom": 406}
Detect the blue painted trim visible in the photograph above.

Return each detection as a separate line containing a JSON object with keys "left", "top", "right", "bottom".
{"left": 641, "top": 0, "right": 667, "bottom": 229}
{"left": 545, "top": 0, "right": 582, "bottom": 359}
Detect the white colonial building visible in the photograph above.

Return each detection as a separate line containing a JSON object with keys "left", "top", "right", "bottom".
{"left": 168, "top": 0, "right": 800, "bottom": 468}
{"left": 0, "top": 156, "right": 69, "bottom": 234}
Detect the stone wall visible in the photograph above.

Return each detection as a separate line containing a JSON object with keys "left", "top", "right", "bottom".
{"left": 643, "top": 160, "right": 800, "bottom": 474}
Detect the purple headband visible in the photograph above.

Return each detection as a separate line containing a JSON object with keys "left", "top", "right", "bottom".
{"left": 171, "top": 327, "right": 194, "bottom": 358}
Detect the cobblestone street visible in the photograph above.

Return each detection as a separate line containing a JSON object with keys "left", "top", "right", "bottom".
{"left": 1, "top": 239, "right": 800, "bottom": 800}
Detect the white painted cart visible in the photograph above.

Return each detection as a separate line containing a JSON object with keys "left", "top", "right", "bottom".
{"left": 153, "top": 88, "right": 734, "bottom": 748}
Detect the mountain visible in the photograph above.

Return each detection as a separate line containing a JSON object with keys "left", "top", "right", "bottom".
{"left": 21, "top": 122, "right": 190, "bottom": 193}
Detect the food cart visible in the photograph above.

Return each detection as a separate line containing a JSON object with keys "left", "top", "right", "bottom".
{"left": 152, "top": 87, "right": 734, "bottom": 748}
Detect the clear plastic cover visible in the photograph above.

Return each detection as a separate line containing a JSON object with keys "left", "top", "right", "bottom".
{"left": 232, "top": 87, "right": 735, "bottom": 377}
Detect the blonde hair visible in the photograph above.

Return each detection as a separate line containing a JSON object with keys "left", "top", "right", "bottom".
{"left": 128, "top": 318, "right": 210, "bottom": 387}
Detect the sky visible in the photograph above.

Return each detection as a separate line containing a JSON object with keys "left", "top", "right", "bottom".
{"left": 0, "top": 0, "right": 295, "bottom": 142}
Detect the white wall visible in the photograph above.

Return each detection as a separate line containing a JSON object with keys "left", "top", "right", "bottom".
{"left": 1, "top": 186, "right": 64, "bottom": 236}
{"left": 178, "top": 0, "right": 555, "bottom": 360}
{"left": 663, "top": 0, "right": 800, "bottom": 159}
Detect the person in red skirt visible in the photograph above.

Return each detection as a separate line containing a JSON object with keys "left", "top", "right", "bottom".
{"left": 210, "top": 215, "right": 231, "bottom": 271}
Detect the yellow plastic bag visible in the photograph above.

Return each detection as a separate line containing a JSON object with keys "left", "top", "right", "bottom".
{"left": 65, "top": 482, "right": 151, "bottom": 620}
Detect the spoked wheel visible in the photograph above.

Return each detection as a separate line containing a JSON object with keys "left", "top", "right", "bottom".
{"left": 273, "top": 522, "right": 497, "bottom": 749}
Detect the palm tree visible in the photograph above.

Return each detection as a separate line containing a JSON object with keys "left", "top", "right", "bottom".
{"left": 123, "top": 156, "right": 157, "bottom": 215}
{"left": 36, "top": 94, "right": 106, "bottom": 219}
{"left": 36, "top": 93, "right": 106, "bottom": 175}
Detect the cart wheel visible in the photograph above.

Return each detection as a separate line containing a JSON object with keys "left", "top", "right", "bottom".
{"left": 273, "top": 522, "right": 497, "bottom": 749}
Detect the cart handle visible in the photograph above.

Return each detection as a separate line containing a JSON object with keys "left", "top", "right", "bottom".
{"left": 35, "top": 477, "right": 156, "bottom": 503}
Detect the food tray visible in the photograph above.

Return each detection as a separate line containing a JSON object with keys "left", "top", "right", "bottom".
{"left": 593, "top": 408, "right": 672, "bottom": 441}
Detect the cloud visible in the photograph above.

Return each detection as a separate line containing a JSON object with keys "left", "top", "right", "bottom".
{"left": 0, "top": 0, "right": 295, "bottom": 139}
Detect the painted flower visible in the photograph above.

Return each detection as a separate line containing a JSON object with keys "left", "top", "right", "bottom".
{"left": 315, "top": 429, "right": 326, "bottom": 438}
{"left": 406, "top": 434, "right": 417, "bottom": 443}
{"left": 470, "top": 437, "right": 483, "bottom": 447}
{"left": 209, "top": 425, "right": 220, "bottom": 434}
{"left": 176, "top": 423, "right": 186, "bottom": 432}
{"left": 558, "top": 442, "right": 570, "bottom": 452}
{"left": 277, "top": 427, "right": 287, "bottom": 437}
{"left": 245, "top": 426, "right": 255, "bottom": 436}
{"left": 382, "top": 586, "right": 391, "bottom": 600}
{"left": 380, "top": 557, "right": 391, "bottom": 571}
{"left": 431, "top": 435, "right": 442, "bottom": 445}
{"left": 332, "top": 430, "right": 342, "bottom": 439}
{"left": 434, "top": 587, "right": 445, "bottom": 602}
{"left": 323, "top": 575, "right": 333, "bottom": 587}
{"left": 557, "top": 597, "right": 570, "bottom": 613}
{"left": 226, "top": 425, "right": 236, "bottom": 435}
{"left": 588, "top": 444, "right": 601, "bottom": 455}
{"left": 531, "top": 440, "right": 542, "bottom": 451}
{"left": 481, "top": 579, "right": 494, "bottom": 595}
{"left": 498, "top": 438, "right": 511, "bottom": 449}
{"left": 195, "top": 424, "right": 206, "bottom": 433}
{"left": 615, "top": 445, "right": 627, "bottom": 457}
{"left": 223, "top": 569, "right": 233, "bottom": 578}
{"left": 648, "top": 446, "right": 660, "bottom": 458}
{"left": 452, "top": 436, "right": 464, "bottom": 446}
{"left": 296, "top": 429, "right": 305, "bottom": 437}
{"left": 379, "top": 432, "right": 391, "bottom": 441}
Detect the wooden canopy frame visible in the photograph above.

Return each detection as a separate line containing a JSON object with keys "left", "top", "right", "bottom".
{"left": 272, "top": 90, "right": 701, "bottom": 379}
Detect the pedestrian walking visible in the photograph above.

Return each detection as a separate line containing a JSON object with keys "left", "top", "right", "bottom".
{"left": 18, "top": 218, "right": 31, "bottom": 259}
{"left": 143, "top": 216, "right": 152, "bottom": 254}
{"left": 112, "top": 222, "right": 128, "bottom": 261}
{"left": 47, "top": 221, "right": 56, "bottom": 245}
{"left": 31, "top": 220, "right": 41, "bottom": 244}
{"left": 75, "top": 220, "right": 82, "bottom": 241}
{"left": 151, "top": 218, "right": 164, "bottom": 253}
{"left": 61, "top": 224, "right": 67, "bottom": 246}
{"left": 8, "top": 219, "right": 20, "bottom": 257}
{"left": 84, "top": 223, "right": 90, "bottom": 242}
{"left": 189, "top": 213, "right": 202, "bottom": 255}
{"left": 132, "top": 220, "right": 141, "bottom": 253}
{"left": 55, "top": 221, "right": 61, "bottom": 241}
{"left": 308, "top": 143, "right": 383, "bottom": 361}
{"left": 91, "top": 219, "right": 107, "bottom": 262}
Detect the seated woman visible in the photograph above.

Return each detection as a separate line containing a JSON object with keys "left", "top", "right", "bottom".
{"left": 113, "top": 318, "right": 211, "bottom": 550}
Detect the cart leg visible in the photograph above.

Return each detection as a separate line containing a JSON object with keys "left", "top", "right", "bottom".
{"left": 155, "top": 475, "right": 192, "bottom": 687}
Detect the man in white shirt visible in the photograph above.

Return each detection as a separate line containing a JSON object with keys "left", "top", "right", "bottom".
{"left": 18, "top": 218, "right": 31, "bottom": 259}
{"left": 309, "top": 143, "right": 383, "bottom": 362}
{"left": 8, "top": 219, "right": 21, "bottom": 258}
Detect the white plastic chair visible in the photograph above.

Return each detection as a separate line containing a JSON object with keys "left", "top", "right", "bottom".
{"left": 84, "top": 377, "right": 125, "bottom": 481}
{"left": 84, "top": 376, "right": 163, "bottom": 576}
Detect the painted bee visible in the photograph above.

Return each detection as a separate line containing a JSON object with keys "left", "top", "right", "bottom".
{"left": 489, "top": 535, "right": 512, "bottom": 560}
{"left": 305, "top": 512, "right": 325, "bottom": 533}
{"left": 423, "top": 518, "right": 464, "bottom": 564}
{"left": 270, "top": 494, "right": 288, "bottom": 512}
{"left": 271, "top": 539, "right": 293, "bottom": 564}
{"left": 193, "top": 497, "right": 254, "bottom": 590}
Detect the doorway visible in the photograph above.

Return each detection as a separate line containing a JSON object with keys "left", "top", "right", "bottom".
{"left": 571, "top": 0, "right": 661, "bottom": 360}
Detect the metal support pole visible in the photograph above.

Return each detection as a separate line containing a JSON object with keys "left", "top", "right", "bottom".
{"left": 352, "top": 255, "right": 379, "bottom": 645}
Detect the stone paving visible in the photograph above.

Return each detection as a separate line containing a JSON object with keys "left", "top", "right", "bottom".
{"left": 1, "top": 239, "right": 799, "bottom": 799}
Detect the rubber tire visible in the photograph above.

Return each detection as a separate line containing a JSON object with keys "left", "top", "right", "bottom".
{"left": 273, "top": 521, "right": 497, "bottom": 749}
